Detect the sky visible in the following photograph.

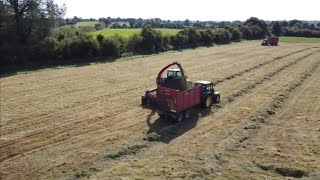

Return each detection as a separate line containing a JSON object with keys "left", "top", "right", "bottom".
{"left": 55, "top": 0, "right": 320, "bottom": 21}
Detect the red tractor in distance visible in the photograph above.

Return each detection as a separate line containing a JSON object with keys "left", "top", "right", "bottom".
{"left": 141, "top": 62, "right": 220, "bottom": 122}
{"left": 261, "top": 36, "right": 279, "bottom": 46}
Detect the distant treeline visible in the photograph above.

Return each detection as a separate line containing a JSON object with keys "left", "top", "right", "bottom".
{"left": 1, "top": 0, "right": 320, "bottom": 72}
{"left": 1, "top": 16, "right": 275, "bottom": 68}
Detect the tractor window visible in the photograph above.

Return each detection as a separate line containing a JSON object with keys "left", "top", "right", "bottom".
{"left": 167, "top": 70, "right": 181, "bottom": 78}
{"left": 167, "top": 71, "right": 176, "bottom": 78}
{"left": 176, "top": 71, "right": 181, "bottom": 77}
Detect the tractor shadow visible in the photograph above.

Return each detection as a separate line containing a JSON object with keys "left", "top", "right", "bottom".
{"left": 145, "top": 107, "right": 212, "bottom": 144}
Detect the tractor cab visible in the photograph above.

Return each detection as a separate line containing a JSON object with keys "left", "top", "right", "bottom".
{"left": 166, "top": 68, "right": 182, "bottom": 79}
{"left": 160, "top": 68, "right": 187, "bottom": 90}
{"left": 195, "top": 80, "right": 220, "bottom": 104}
{"left": 195, "top": 80, "right": 214, "bottom": 92}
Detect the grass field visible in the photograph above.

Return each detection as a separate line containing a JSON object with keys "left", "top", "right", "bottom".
{"left": 74, "top": 21, "right": 100, "bottom": 27}
{"left": 92, "top": 28, "right": 181, "bottom": 38}
{"left": 280, "top": 36, "right": 320, "bottom": 43}
{"left": 1, "top": 42, "right": 320, "bottom": 179}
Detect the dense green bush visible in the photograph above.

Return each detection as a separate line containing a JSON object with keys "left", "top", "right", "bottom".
{"left": 284, "top": 28, "right": 320, "bottom": 38}
{"left": 199, "top": 29, "right": 214, "bottom": 46}
{"left": 101, "top": 38, "right": 121, "bottom": 58}
{"left": 140, "top": 25, "right": 164, "bottom": 53}
{"left": 31, "top": 37, "right": 59, "bottom": 61}
{"left": 225, "top": 26, "right": 242, "bottom": 41}
{"left": 127, "top": 34, "right": 143, "bottom": 53}
{"left": 171, "top": 33, "right": 188, "bottom": 49}
{"left": 69, "top": 34, "right": 99, "bottom": 59}
{"left": 213, "top": 29, "right": 232, "bottom": 44}
{"left": 183, "top": 28, "right": 201, "bottom": 48}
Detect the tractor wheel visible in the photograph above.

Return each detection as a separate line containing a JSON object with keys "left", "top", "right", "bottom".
{"left": 213, "top": 94, "right": 220, "bottom": 104}
{"left": 176, "top": 112, "right": 184, "bottom": 122}
{"left": 202, "top": 95, "right": 213, "bottom": 108}
{"left": 141, "top": 96, "right": 148, "bottom": 105}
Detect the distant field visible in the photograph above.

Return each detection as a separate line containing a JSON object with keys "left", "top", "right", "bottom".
{"left": 92, "top": 28, "right": 181, "bottom": 38}
{"left": 111, "top": 22, "right": 130, "bottom": 26}
{"left": 75, "top": 21, "right": 100, "bottom": 27}
{"left": 281, "top": 36, "right": 320, "bottom": 43}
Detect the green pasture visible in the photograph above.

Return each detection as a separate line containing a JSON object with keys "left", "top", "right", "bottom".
{"left": 91, "top": 28, "right": 181, "bottom": 38}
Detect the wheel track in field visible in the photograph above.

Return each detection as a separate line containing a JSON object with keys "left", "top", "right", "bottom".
{"left": 1, "top": 49, "right": 317, "bottom": 163}
{"left": 1, "top": 44, "right": 276, "bottom": 122}
{"left": 65, "top": 50, "right": 320, "bottom": 178}
{"left": 1, "top": 47, "right": 313, "bottom": 140}
{"left": 189, "top": 57, "right": 320, "bottom": 178}
{"left": 213, "top": 47, "right": 316, "bottom": 85}
{"left": 144, "top": 50, "right": 320, "bottom": 142}
{"left": 3, "top": 47, "right": 312, "bottom": 130}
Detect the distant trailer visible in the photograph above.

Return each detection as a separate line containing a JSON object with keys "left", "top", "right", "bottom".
{"left": 262, "top": 37, "right": 279, "bottom": 46}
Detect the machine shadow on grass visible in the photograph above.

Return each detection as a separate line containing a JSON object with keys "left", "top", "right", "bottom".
{"left": 145, "top": 107, "right": 212, "bottom": 144}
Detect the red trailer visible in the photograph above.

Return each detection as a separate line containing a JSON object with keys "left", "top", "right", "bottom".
{"left": 262, "top": 37, "right": 279, "bottom": 46}
{"left": 141, "top": 62, "right": 220, "bottom": 122}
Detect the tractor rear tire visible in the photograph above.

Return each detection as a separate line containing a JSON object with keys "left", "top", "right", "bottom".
{"left": 202, "top": 95, "right": 213, "bottom": 108}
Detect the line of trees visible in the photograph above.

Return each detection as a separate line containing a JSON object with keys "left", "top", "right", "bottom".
{"left": 1, "top": 0, "right": 319, "bottom": 72}
{"left": 0, "top": 0, "right": 66, "bottom": 69}
{"left": 1, "top": 17, "right": 271, "bottom": 69}
{"left": 270, "top": 20, "right": 320, "bottom": 37}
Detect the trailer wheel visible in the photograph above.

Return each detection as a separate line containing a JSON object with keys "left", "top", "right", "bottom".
{"left": 176, "top": 112, "right": 184, "bottom": 122}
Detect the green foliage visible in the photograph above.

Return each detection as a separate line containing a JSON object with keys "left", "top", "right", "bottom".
{"left": 0, "top": 0, "right": 66, "bottom": 66}
{"left": 31, "top": 37, "right": 59, "bottom": 61}
{"left": 101, "top": 38, "right": 121, "bottom": 57}
{"left": 181, "top": 28, "right": 201, "bottom": 48}
{"left": 271, "top": 21, "right": 282, "bottom": 36}
{"left": 69, "top": 34, "right": 99, "bottom": 59}
{"left": 140, "top": 25, "right": 164, "bottom": 53}
{"left": 284, "top": 28, "right": 320, "bottom": 38}
{"left": 244, "top": 17, "right": 268, "bottom": 37}
{"left": 289, "top": 20, "right": 302, "bottom": 27}
{"left": 199, "top": 29, "right": 214, "bottom": 46}
{"left": 225, "top": 26, "right": 242, "bottom": 41}
{"left": 213, "top": 29, "right": 232, "bottom": 44}
{"left": 96, "top": 34, "right": 104, "bottom": 46}
{"left": 127, "top": 34, "right": 143, "bottom": 53}
{"left": 248, "top": 25, "right": 265, "bottom": 39}
{"left": 171, "top": 33, "right": 188, "bottom": 49}
{"left": 239, "top": 25, "right": 252, "bottom": 39}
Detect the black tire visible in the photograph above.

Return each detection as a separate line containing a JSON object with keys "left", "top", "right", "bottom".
{"left": 141, "top": 96, "right": 148, "bottom": 105}
{"left": 176, "top": 112, "right": 184, "bottom": 122}
{"left": 201, "top": 95, "right": 213, "bottom": 108}
{"left": 213, "top": 94, "right": 220, "bottom": 104}
{"left": 159, "top": 113, "right": 165, "bottom": 119}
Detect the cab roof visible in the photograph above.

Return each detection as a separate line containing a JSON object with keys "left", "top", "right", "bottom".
{"left": 196, "top": 80, "right": 212, "bottom": 84}
{"left": 167, "top": 68, "right": 180, "bottom": 72}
